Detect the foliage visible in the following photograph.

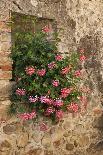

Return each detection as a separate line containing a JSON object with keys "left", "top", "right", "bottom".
{"left": 10, "top": 26, "right": 85, "bottom": 122}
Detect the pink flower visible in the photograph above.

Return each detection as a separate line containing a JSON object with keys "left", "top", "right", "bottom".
{"left": 80, "top": 55, "right": 86, "bottom": 61}
{"left": 55, "top": 54, "right": 63, "bottom": 61}
{"left": 40, "top": 123, "right": 48, "bottom": 131}
{"left": 42, "top": 26, "right": 50, "bottom": 33}
{"left": 56, "top": 110, "right": 63, "bottom": 120}
{"left": 79, "top": 49, "right": 84, "bottom": 53}
{"left": 48, "top": 61, "right": 56, "bottom": 69}
{"left": 16, "top": 88, "right": 26, "bottom": 96}
{"left": 61, "top": 65, "right": 71, "bottom": 75}
{"left": 61, "top": 88, "right": 72, "bottom": 98}
{"left": 52, "top": 80, "right": 59, "bottom": 87}
{"left": 53, "top": 99, "right": 64, "bottom": 107}
{"left": 25, "top": 66, "right": 35, "bottom": 76}
{"left": 74, "top": 70, "right": 81, "bottom": 77}
{"left": 37, "top": 69, "right": 46, "bottom": 76}
{"left": 67, "top": 103, "right": 79, "bottom": 113}
{"left": 17, "top": 111, "right": 36, "bottom": 121}
{"left": 29, "top": 96, "right": 38, "bottom": 103}
{"left": 40, "top": 96, "right": 53, "bottom": 105}
{"left": 45, "top": 107, "right": 55, "bottom": 116}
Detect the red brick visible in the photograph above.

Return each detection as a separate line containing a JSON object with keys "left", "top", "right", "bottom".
{"left": 0, "top": 65, "right": 12, "bottom": 71}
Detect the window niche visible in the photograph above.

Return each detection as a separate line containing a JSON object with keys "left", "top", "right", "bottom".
{"left": 11, "top": 12, "right": 57, "bottom": 80}
{"left": 11, "top": 12, "right": 57, "bottom": 41}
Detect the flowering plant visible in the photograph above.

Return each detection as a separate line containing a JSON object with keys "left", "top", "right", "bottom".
{"left": 10, "top": 26, "right": 87, "bottom": 122}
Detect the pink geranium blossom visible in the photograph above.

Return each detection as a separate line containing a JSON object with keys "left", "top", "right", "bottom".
{"left": 56, "top": 110, "right": 63, "bottom": 120}
{"left": 17, "top": 111, "right": 36, "bottom": 120}
{"left": 80, "top": 55, "right": 86, "bottom": 61}
{"left": 45, "top": 107, "right": 55, "bottom": 116}
{"left": 67, "top": 103, "right": 79, "bottom": 113}
{"left": 40, "top": 96, "right": 53, "bottom": 105}
{"left": 52, "top": 80, "right": 59, "bottom": 87}
{"left": 37, "top": 69, "right": 46, "bottom": 76}
{"left": 48, "top": 61, "right": 56, "bottom": 69}
{"left": 16, "top": 88, "right": 26, "bottom": 96}
{"left": 61, "top": 65, "right": 71, "bottom": 75}
{"left": 25, "top": 66, "right": 35, "bottom": 76}
{"left": 53, "top": 99, "right": 64, "bottom": 107}
{"left": 61, "top": 88, "right": 72, "bottom": 98}
{"left": 55, "top": 54, "right": 63, "bottom": 61}
{"left": 74, "top": 70, "right": 81, "bottom": 77}
{"left": 42, "top": 26, "right": 50, "bottom": 33}
{"left": 29, "top": 96, "right": 38, "bottom": 103}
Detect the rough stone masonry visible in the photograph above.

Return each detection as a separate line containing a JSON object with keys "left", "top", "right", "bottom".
{"left": 0, "top": 0, "right": 103, "bottom": 155}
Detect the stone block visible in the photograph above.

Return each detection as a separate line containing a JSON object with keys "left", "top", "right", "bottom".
{"left": 0, "top": 140, "right": 12, "bottom": 152}
{"left": 0, "top": 21, "right": 11, "bottom": 32}
{"left": 0, "top": 100, "right": 11, "bottom": 121}
{"left": 0, "top": 33, "right": 11, "bottom": 42}
{"left": 17, "top": 133, "right": 29, "bottom": 148}
{"left": 3, "top": 122, "right": 22, "bottom": 135}
{"left": 0, "top": 71, "right": 12, "bottom": 79}
{"left": 0, "top": 65, "right": 12, "bottom": 71}
{"left": 0, "top": 80, "right": 12, "bottom": 98}
{"left": 0, "top": 42, "right": 11, "bottom": 52}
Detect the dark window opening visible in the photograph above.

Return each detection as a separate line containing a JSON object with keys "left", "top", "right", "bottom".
{"left": 11, "top": 12, "right": 57, "bottom": 81}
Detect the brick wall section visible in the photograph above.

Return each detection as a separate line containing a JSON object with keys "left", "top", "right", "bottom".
{"left": 0, "top": 21, "right": 12, "bottom": 80}
{"left": 0, "top": 8, "right": 12, "bottom": 100}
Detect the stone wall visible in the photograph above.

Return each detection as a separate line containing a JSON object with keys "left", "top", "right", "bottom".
{"left": 0, "top": 0, "right": 103, "bottom": 155}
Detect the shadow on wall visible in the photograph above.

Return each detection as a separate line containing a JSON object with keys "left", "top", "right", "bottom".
{"left": 78, "top": 34, "right": 103, "bottom": 154}
{"left": 78, "top": 34, "right": 103, "bottom": 95}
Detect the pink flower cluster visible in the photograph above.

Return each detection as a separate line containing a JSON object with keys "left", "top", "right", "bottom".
{"left": 16, "top": 88, "right": 26, "bottom": 96}
{"left": 37, "top": 69, "right": 46, "bottom": 76}
{"left": 61, "top": 88, "right": 72, "bottom": 98}
{"left": 18, "top": 111, "right": 36, "bottom": 120}
{"left": 40, "top": 96, "right": 53, "bottom": 105}
{"left": 52, "top": 80, "right": 59, "bottom": 87}
{"left": 48, "top": 61, "right": 56, "bottom": 69}
{"left": 25, "top": 66, "right": 35, "bottom": 76}
{"left": 67, "top": 103, "right": 79, "bottom": 113}
{"left": 42, "top": 26, "right": 50, "bottom": 33}
{"left": 79, "top": 49, "right": 86, "bottom": 61}
{"left": 80, "top": 55, "right": 86, "bottom": 61}
{"left": 56, "top": 110, "right": 63, "bottom": 120}
{"left": 29, "top": 96, "right": 38, "bottom": 103}
{"left": 74, "top": 70, "right": 81, "bottom": 77}
{"left": 53, "top": 99, "right": 64, "bottom": 107}
{"left": 45, "top": 107, "right": 54, "bottom": 116}
{"left": 61, "top": 66, "right": 71, "bottom": 75}
{"left": 55, "top": 54, "right": 63, "bottom": 61}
